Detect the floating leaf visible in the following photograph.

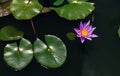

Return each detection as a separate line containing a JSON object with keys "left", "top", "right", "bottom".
{"left": 34, "top": 35, "right": 67, "bottom": 68}
{"left": 67, "top": 0, "right": 88, "bottom": 4}
{"left": 51, "top": 1, "right": 95, "bottom": 20}
{"left": 10, "top": 0, "right": 43, "bottom": 20}
{"left": 66, "top": 32, "right": 76, "bottom": 40}
{"left": 53, "top": 0, "right": 64, "bottom": 6}
{"left": 0, "top": 26, "right": 24, "bottom": 41}
{"left": 118, "top": 26, "right": 120, "bottom": 38}
{"left": 50, "top": 0, "right": 64, "bottom": 6}
{"left": 0, "top": 0, "right": 12, "bottom": 17}
{"left": 4, "top": 38, "right": 33, "bottom": 70}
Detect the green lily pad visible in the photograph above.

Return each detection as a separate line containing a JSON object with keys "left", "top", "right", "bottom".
{"left": 50, "top": 0, "right": 64, "bottom": 6}
{"left": 4, "top": 38, "right": 33, "bottom": 70}
{"left": 0, "top": 26, "right": 24, "bottom": 41}
{"left": 51, "top": 1, "right": 95, "bottom": 20}
{"left": 67, "top": 0, "right": 88, "bottom": 4}
{"left": 10, "top": 0, "right": 43, "bottom": 20}
{"left": 34, "top": 35, "right": 67, "bottom": 68}
{"left": 53, "top": 0, "right": 64, "bottom": 6}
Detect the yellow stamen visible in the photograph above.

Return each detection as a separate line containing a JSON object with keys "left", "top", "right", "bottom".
{"left": 81, "top": 29, "right": 88, "bottom": 37}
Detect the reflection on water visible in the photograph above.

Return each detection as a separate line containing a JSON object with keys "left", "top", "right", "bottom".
{"left": 82, "top": 0, "right": 120, "bottom": 76}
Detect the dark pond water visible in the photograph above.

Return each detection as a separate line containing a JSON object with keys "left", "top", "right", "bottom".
{"left": 0, "top": 0, "right": 120, "bottom": 76}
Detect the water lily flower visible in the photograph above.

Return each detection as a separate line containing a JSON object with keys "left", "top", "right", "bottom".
{"left": 74, "top": 20, "right": 98, "bottom": 43}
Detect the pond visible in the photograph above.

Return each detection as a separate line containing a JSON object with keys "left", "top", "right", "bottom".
{"left": 0, "top": 0, "right": 120, "bottom": 76}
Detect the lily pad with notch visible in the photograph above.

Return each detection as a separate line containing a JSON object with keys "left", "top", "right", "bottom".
{"left": 34, "top": 35, "right": 67, "bottom": 68}
{"left": 10, "top": 0, "right": 43, "bottom": 20}
{"left": 4, "top": 38, "right": 33, "bottom": 70}
{"left": 51, "top": 1, "right": 94, "bottom": 20}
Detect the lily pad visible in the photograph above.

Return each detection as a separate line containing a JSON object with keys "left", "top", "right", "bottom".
{"left": 50, "top": 0, "right": 64, "bottom": 6}
{"left": 4, "top": 38, "right": 33, "bottom": 70}
{"left": 34, "top": 35, "right": 67, "bottom": 68}
{"left": 10, "top": 0, "right": 43, "bottom": 20}
{"left": 53, "top": 0, "right": 64, "bottom": 6}
{"left": 67, "top": 0, "right": 88, "bottom": 4}
{"left": 51, "top": 1, "right": 95, "bottom": 20}
{"left": 0, "top": 26, "right": 24, "bottom": 41}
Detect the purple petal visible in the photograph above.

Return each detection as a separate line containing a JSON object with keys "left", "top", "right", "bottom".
{"left": 80, "top": 37, "right": 85, "bottom": 43}
{"left": 92, "top": 27, "right": 96, "bottom": 31}
{"left": 74, "top": 28, "right": 79, "bottom": 33}
{"left": 85, "top": 25, "right": 90, "bottom": 30}
{"left": 77, "top": 34, "right": 81, "bottom": 37}
{"left": 88, "top": 27, "right": 96, "bottom": 34}
{"left": 85, "top": 37, "right": 92, "bottom": 40}
{"left": 84, "top": 20, "right": 90, "bottom": 28}
{"left": 79, "top": 22, "right": 84, "bottom": 30}
{"left": 86, "top": 20, "right": 90, "bottom": 26}
{"left": 87, "top": 25, "right": 92, "bottom": 32}
{"left": 91, "top": 34, "right": 98, "bottom": 38}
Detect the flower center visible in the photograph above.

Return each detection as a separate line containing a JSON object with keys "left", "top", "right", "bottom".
{"left": 81, "top": 29, "right": 88, "bottom": 37}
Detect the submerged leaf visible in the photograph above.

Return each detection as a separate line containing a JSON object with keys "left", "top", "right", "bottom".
{"left": 51, "top": 1, "right": 95, "bottom": 20}
{"left": 4, "top": 38, "right": 33, "bottom": 70}
{"left": 118, "top": 26, "right": 120, "bottom": 38}
{"left": 0, "top": 26, "right": 24, "bottom": 41}
{"left": 66, "top": 32, "right": 76, "bottom": 40}
{"left": 10, "top": 0, "right": 43, "bottom": 20}
{"left": 34, "top": 35, "right": 67, "bottom": 68}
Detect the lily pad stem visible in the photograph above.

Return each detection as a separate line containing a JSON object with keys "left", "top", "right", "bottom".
{"left": 30, "top": 19, "right": 37, "bottom": 37}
